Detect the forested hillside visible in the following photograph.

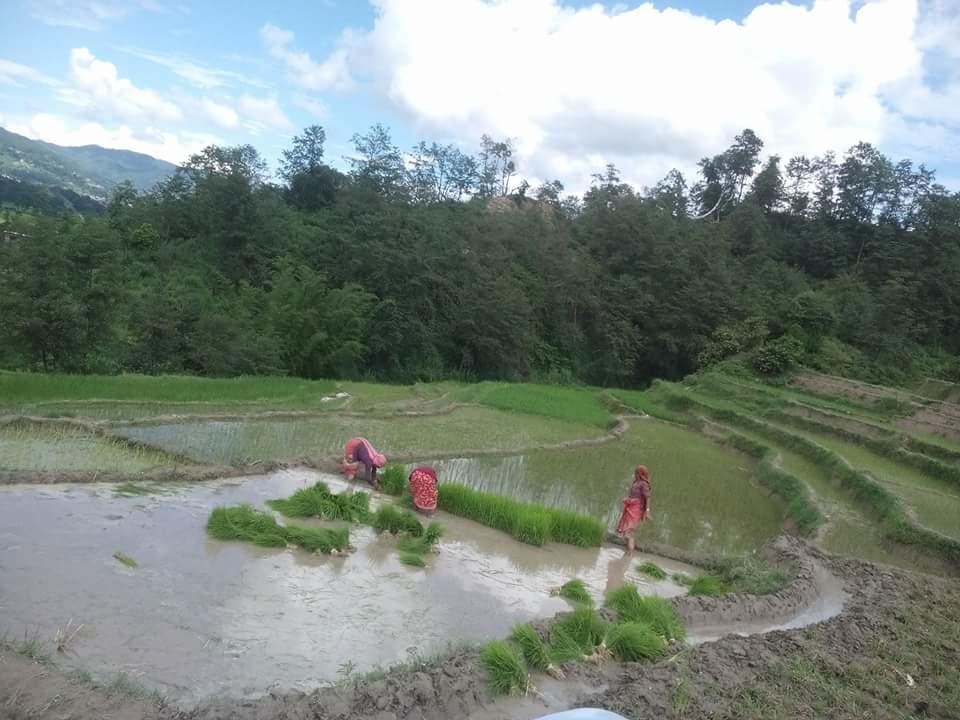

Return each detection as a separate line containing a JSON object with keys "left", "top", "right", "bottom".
{"left": 1, "top": 124, "right": 958, "bottom": 387}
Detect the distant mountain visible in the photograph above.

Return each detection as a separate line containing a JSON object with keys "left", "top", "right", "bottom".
{"left": 0, "top": 126, "right": 176, "bottom": 202}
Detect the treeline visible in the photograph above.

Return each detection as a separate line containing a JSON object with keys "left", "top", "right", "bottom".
{"left": 1, "top": 124, "right": 958, "bottom": 386}
{"left": 0, "top": 176, "right": 105, "bottom": 216}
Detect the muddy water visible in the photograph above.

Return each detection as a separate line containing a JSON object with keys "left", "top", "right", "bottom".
{"left": 420, "top": 421, "right": 784, "bottom": 556}
{"left": 0, "top": 469, "right": 693, "bottom": 702}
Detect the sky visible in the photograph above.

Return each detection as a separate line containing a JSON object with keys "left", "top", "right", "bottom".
{"left": 1, "top": 0, "right": 959, "bottom": 192}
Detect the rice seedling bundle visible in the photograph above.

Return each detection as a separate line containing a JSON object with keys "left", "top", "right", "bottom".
{"left": 547, "top": 626, "right": 587, "bottom": 664}
{"left": 480, "top": 641, "right": 528, "bottom": 695}
{"left": 604, "top": 622, "right": 666, "bottom": 662}
{"left": 509, "top": 624, "right": 552, "bottom": 672}
{"left": 604, "top": 586, "right": 685, "bottom": 642}
{"left": 423, "top": 522, "right": 444, "bottom": 545}
{"left": 268, "top": 482, "right": 370, "bottom": 522}
{"left": 206, "top": 505, "right": 350, "bottom": 554}
{"left": 556, "top": 578, "right": 592, "bottom": 606}
{"left": 398, "top": 551, "right": 426, "bottom": 567}
{"left": 636, "top": 561, "right": 668, "bottom": 580}
{"left": 371, "top": 504, "right": 424, "bottom": 536}
{"left": 380, "top": 464, "right": 407, "bottom": 496}
{"left": 554, "top": 606, "right": 608, "bottom": 653}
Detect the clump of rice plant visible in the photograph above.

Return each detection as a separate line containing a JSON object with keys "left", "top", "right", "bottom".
{"left": 604, "top": 586, "right": 685, "bottom": 643}
{"left": 206, "top": 505, "right": 350, "bottom": 554}
{"left": 554, "top": 578, "right": 592, "bottom": 606}
{"left": 398, "top": 551, "right": 426, "bottom": 567}
{"left": 605, "top": 622, "right": 666, "bottom": 662}
{"left": 637, "top": 561, "right": 667, "bottom": 580}
{"left": 510, "top": 624, "right": 552, "bottom": 672}
{"left": 112, "top": 551, "right": 138, "bottom": 568}
{"left": 688, "top": 575, "right": 731, "bottom": 597}
{"left": 268, "top": 482, "right": 370, "bottom": 522}
{"left": 673, "top": 573, "right": 694, "bottom": 586}
{"left": 436, "top": 483, "right": 604, "bottom": 548}
{"left": 554, "top": 606, "right": 608, "bottom": 653}
{"left": 371, "top": 504, "right": 424, "bottom": 536}
{"left": 480, "top": 640, "right": 528, "bottom": 695}
{"left": 721, "top": 556, "right": 789, "bottom": 595}
{"left": 423, "top": 521, "right": 444, "bottom": 545}
{"left": 547, "top": 626, "right": 587, "bottom": 664}
{"left": 380, "top": 464, "right": 407, "bottom": 496}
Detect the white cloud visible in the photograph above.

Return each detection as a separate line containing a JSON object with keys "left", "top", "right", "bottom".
{"left": 66, "top": 47, "right": 182, "bottom": 123}
{"left": 293, "top": 95, "right": 329, "bottom": 120}
{"left": 203, "top": 99, "right": 239, "bottom": 129}
{"left": 0, "top": 59, "right": 59, "bottom": 87}
{"left": 238, "top": 95, "right": 292, "bottom": 130}
{"left": 29, "top": 0, "right": 166, "bottom": 31}
{"left": 317, "top": 0, "right": 949, "bottom": 190}
{"left": 3, "top": 112, "right": 216, "bottom": 164}
{"left": 260, "top": 23, "right": 353, "bottom": 91}
{"left": 119, "top": 48, "right": 268, "bottom": 90}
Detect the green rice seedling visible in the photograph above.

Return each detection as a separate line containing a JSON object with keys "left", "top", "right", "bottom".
{"left": 380, "top": 464, "right": 407, "bottom": 496}
{"left": 268, "top": 483, "right": 370, "bottom": 522}
{"left": 436, "top": 483, "right": 604, "bottom": 548}
{"left": 605, "top": 622, "right": 666, "bottom": 662}
{"left": 555, "top": 578, "right": 592, "bottom": 606}
{"left": 510, "top": 624, "right": 552, "bottom": 673}
{"left": 397, "top": 535, "right": 431, "bottom": 555}
{"left": 284, "top": 524, "right": 350, "bottom": 554}
{"left": 398, "top": 551, "right": 426, "bottom": 567}
{"left": 605, "top": 587, "right": 686, "bottom": 643}
{"left": 673, "top": 573, "right": 694, "bottom": 586}
{"left": 206, "top": 505, "right": 349, "bottom": 554}
{"left": 480, "top": 640, "right": 528, "bottom": 695}
{"left": 112, "top": 551, "right": 138, "bottom": 568}
{"left": 721, "top": 556, "right": 789, "bottom": 595}
{"left": 555, "top": 606, "right": 608, "bottom": 653}
{"left": 371, "top": 504, "right": 424, "bottom": 536}
{"left": 688, "top": 575, "right": 731, "bottom": 597}
{"left": 547, "top": 626, "right": 586, "bottom": 664}
{"left": 637, "top": 561, "right": 668, "bottom": 580}
{"left": 423, "top": 521, "right": 444, "bottom": 546}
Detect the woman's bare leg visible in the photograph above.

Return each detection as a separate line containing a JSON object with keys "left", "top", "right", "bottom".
{"left": 626, "top": 536, "right": 635, "bottom": 554}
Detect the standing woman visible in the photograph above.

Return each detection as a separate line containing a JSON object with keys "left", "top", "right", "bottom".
{"left": 341, "top": 437, "right": 387, "bottom": 489}
{"left": 408, "top": 466, "right": 438, "bottom": 515}
{"left": 615, "top": 465, "right": 652, "bottom": 554}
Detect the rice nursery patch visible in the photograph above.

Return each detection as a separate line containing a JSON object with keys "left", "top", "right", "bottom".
{"left": 555, "top": 578, "right": 592, "bottom": 606}
{"left": 267, "top": 482, "right": 370, "bottom": 522}
{"left": 436, "top": 483, "right": 604, "bottom": 547}
{"left": 206, "top": 505, "right": 350, "bottom": 554}
{"left": 636, "top": 561, "right": 668, "bottom": 580}
{"left": 480, "top": 640, "right": 529, "bottom": 696}
{"left": 604, "top": 622, "right": 666, "bottom": 662}
{"left": 510, "top": 624, "right": 553, "bottom": 673}
{"left": 604, "top": 586, "right": 685, "bottom": 642}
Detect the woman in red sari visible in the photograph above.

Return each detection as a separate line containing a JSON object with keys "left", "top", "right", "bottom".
{"left": 616, "top": 464, "right": 651, "bottom": 553}
{"left": 341, "top": 437, "right": 387, "bottom": 488}
{"left": 409, "top": 466, "right": 438, "bottom": 515}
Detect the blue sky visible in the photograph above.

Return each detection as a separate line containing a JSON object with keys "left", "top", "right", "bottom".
{"left": 2, "top": 0, "right": 959, "bottom": 191}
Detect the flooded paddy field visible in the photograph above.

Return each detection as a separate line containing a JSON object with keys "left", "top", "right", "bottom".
{"left": 0, "top": 469, "right": 694, "bottom": 702}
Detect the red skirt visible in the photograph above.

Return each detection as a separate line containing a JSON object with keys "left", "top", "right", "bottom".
{"left": 409, "top": 467, "right": 438, "bottom": 513}
{"left": 616, "top": 498, "right": 643, "bottom": 536}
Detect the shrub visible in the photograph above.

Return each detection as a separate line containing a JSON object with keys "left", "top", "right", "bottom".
{"left": 605, "top": 622, "right": 666, "bottom": 662}
{"left": 480, "top": 641, "right": 528, "bottom": 695}
{"left": 750, "top": 336, "right": 803, "bottom": 376}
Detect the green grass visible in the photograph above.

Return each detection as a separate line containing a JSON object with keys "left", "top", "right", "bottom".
{"left": 510, "top": 624, "right": 553, "bottom": 672}
{"left": 380, "top": 464, "right": 407, "bottom": 496}
{"left": 267, "top": 482, "right": 370, "bottom": 522}
{"left": 480, "top": 640, "right": 528, "bottom": 695}
{"left": 604, "top": 622, "right": 667, "bottom": 661}
{"left": 452, "top": 382, "right": 612, "bottom": 428}
{"left": 112, "top": 551, "right": 138, "bottom": 568}
{"left": 604, "top": 585, "right": 686, "bottom": 642}
{"left": 436, "top": 483, "right": 604, "bottom": 547}
{"left": 688, "top": 575, "right": 731, "bottom": 596}
{"left": 637, "top": 561, "right": 668, "bottom": 580}
{"left": 557, "top": 578, "right": 593, "bottom": 605}
{"left": 371, "top": 504, "right": 424, "bottom": 536}
{"left": 206, "top": 504, "right": 350, "bottom": 554}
